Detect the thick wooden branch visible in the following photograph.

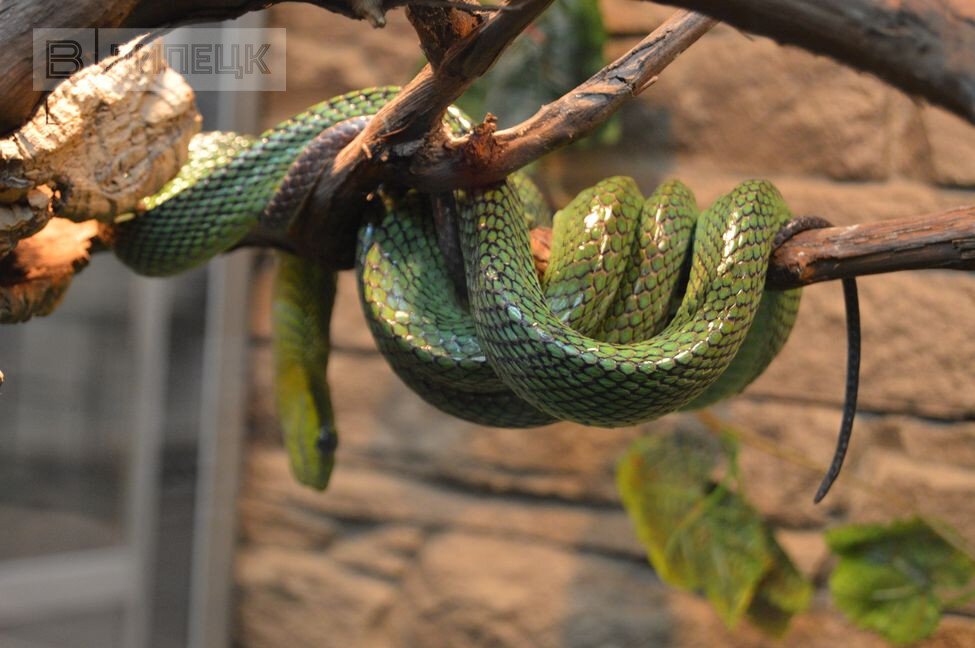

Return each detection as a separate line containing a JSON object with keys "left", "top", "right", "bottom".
{"left": 526, "top": 207, "right": 975, "bottom": 290}
{"left": 765, "top": 207, "right": 975, "bottom": 289}
{"left": 654, "top": 0, "right": 975, "bottom": 124}
{"left": 29, "top": 205, "right": 975, "bottom": 309}
{"left": 0, "top": 39, "right": 199, "bottom": 223}
{"left": 0, "top": 37, "right": 200, "bottom": 322}
{"left": 406, "top": 3, "right": 483, "bottom": 67}
{"left": 0, "top": 0, "right": 139, "bottom": 134}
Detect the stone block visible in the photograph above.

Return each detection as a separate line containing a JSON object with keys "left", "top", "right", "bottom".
{"left": 376, "top": 532, "right": 670, "bottom": 648}
{"left": 264, "top": 6, "right": 419, "bottom": 126}
{"left": 608, "top": 34, "right": 894, "bottom": 181}
{"left": 922, "top": 105, "right": 975, "bottom": 187}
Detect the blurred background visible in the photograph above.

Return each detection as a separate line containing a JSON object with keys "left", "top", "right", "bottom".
{"left": 3, "top": 2, "right": 975, "bottom": 647}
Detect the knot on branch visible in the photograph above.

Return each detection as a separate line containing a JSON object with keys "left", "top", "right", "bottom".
{"left": 408, "top": 4, "right": 484, "bottom": 67}
{"left": 0, "top": 186, "right": 55, "bottom": 259}
{"left": 463, "top": 113, "right": 503, "bottom": 171}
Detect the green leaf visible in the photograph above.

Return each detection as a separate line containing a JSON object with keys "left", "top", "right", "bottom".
{"left": 826, "top": 517, "right": 975, "bottom": 644}
{"left": 456, "top": 0, "right": 616, "bottom": 146}
{"left": 617, "top": 429, "right": 812, "bottom": 633}
{"left": 747, "top": 540, "right": 813, "bottom": 637}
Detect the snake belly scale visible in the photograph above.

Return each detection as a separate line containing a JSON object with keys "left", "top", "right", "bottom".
{"left": 108, "top": 87, "right": 857, "bottom": 498}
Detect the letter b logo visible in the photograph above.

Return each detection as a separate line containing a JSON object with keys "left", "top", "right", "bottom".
{"left": 46, "top": 40, "right": 83, "bottom": 79}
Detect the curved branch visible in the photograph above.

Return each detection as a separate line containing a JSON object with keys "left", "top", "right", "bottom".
{"left": 653, "top": 0, "right": 975, "bottom": 123}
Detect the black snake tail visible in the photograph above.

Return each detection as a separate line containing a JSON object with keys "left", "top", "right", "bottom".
{"left": 773, "top": 216, "right": 861, "bottom": 503}
{"left": 814, "top": 276, "right": 860, "bottom": 503}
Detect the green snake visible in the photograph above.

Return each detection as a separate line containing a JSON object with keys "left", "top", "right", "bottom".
{"left": 109, "top": 87, "right": 859, "bottom": 501}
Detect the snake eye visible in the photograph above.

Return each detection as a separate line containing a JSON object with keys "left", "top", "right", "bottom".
{"left": 316, "top": 426, "right": 338, "bottom": 455}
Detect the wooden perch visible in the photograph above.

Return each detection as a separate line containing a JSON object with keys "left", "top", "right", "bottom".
{"left": 291, "top": 0, "right": 557, "bottom": 266}
{"left": 287, "top": 8, "right": 711, "bottom": 269}
{"left": 765, "top": 206, "right": 975, "bottom": 289}
{"left": 527, "top": 206, "right": 975, "bottom": 289}
{"left": 0, "top": 35, "right": 199, "bottom": 322}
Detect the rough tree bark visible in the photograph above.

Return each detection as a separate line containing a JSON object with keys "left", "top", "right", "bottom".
{"left": 0, "top": 38, "right": 199, "bottom": 323}
{"left": 401, "top": 10, "right": 718, "bottom": 189}
{"left": 0, "top": 0, "right": 139, "bottom": 134}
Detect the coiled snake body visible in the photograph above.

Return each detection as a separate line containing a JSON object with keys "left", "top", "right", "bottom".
{"left": 110, "top": 88, "right": 857, "bottom": 499}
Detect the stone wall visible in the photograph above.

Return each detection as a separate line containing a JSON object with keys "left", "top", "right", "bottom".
{"left": 234, "top": 4, "right": 975, "bottom": 646}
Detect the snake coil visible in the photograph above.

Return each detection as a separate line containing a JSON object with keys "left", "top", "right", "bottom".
{"left": 108, "top": 87, "right": 860, "bottom": 499}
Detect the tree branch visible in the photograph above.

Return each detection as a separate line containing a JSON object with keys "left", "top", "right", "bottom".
{"left": 292, "top": 8, "right": 713, "bottom": 266}
{"left": 291, "top": 0, "right": 556, "bottom": 266}
{"left": 653, "top": 0, "right": 975, "bottom": 124}
{"left": 406, "top": 3, "right": 484, "bottom": 67}
{"left": 765, "top": 206, "right": 975, "bottom": 289}
{"left": 526, "top": 207, "right": 975, "bottom": 290}
{"left": 19, "top": 203, "right": 973, "bottom": 324}
{"left": 404, "top": 9, "right": 717, "bottom": 189}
